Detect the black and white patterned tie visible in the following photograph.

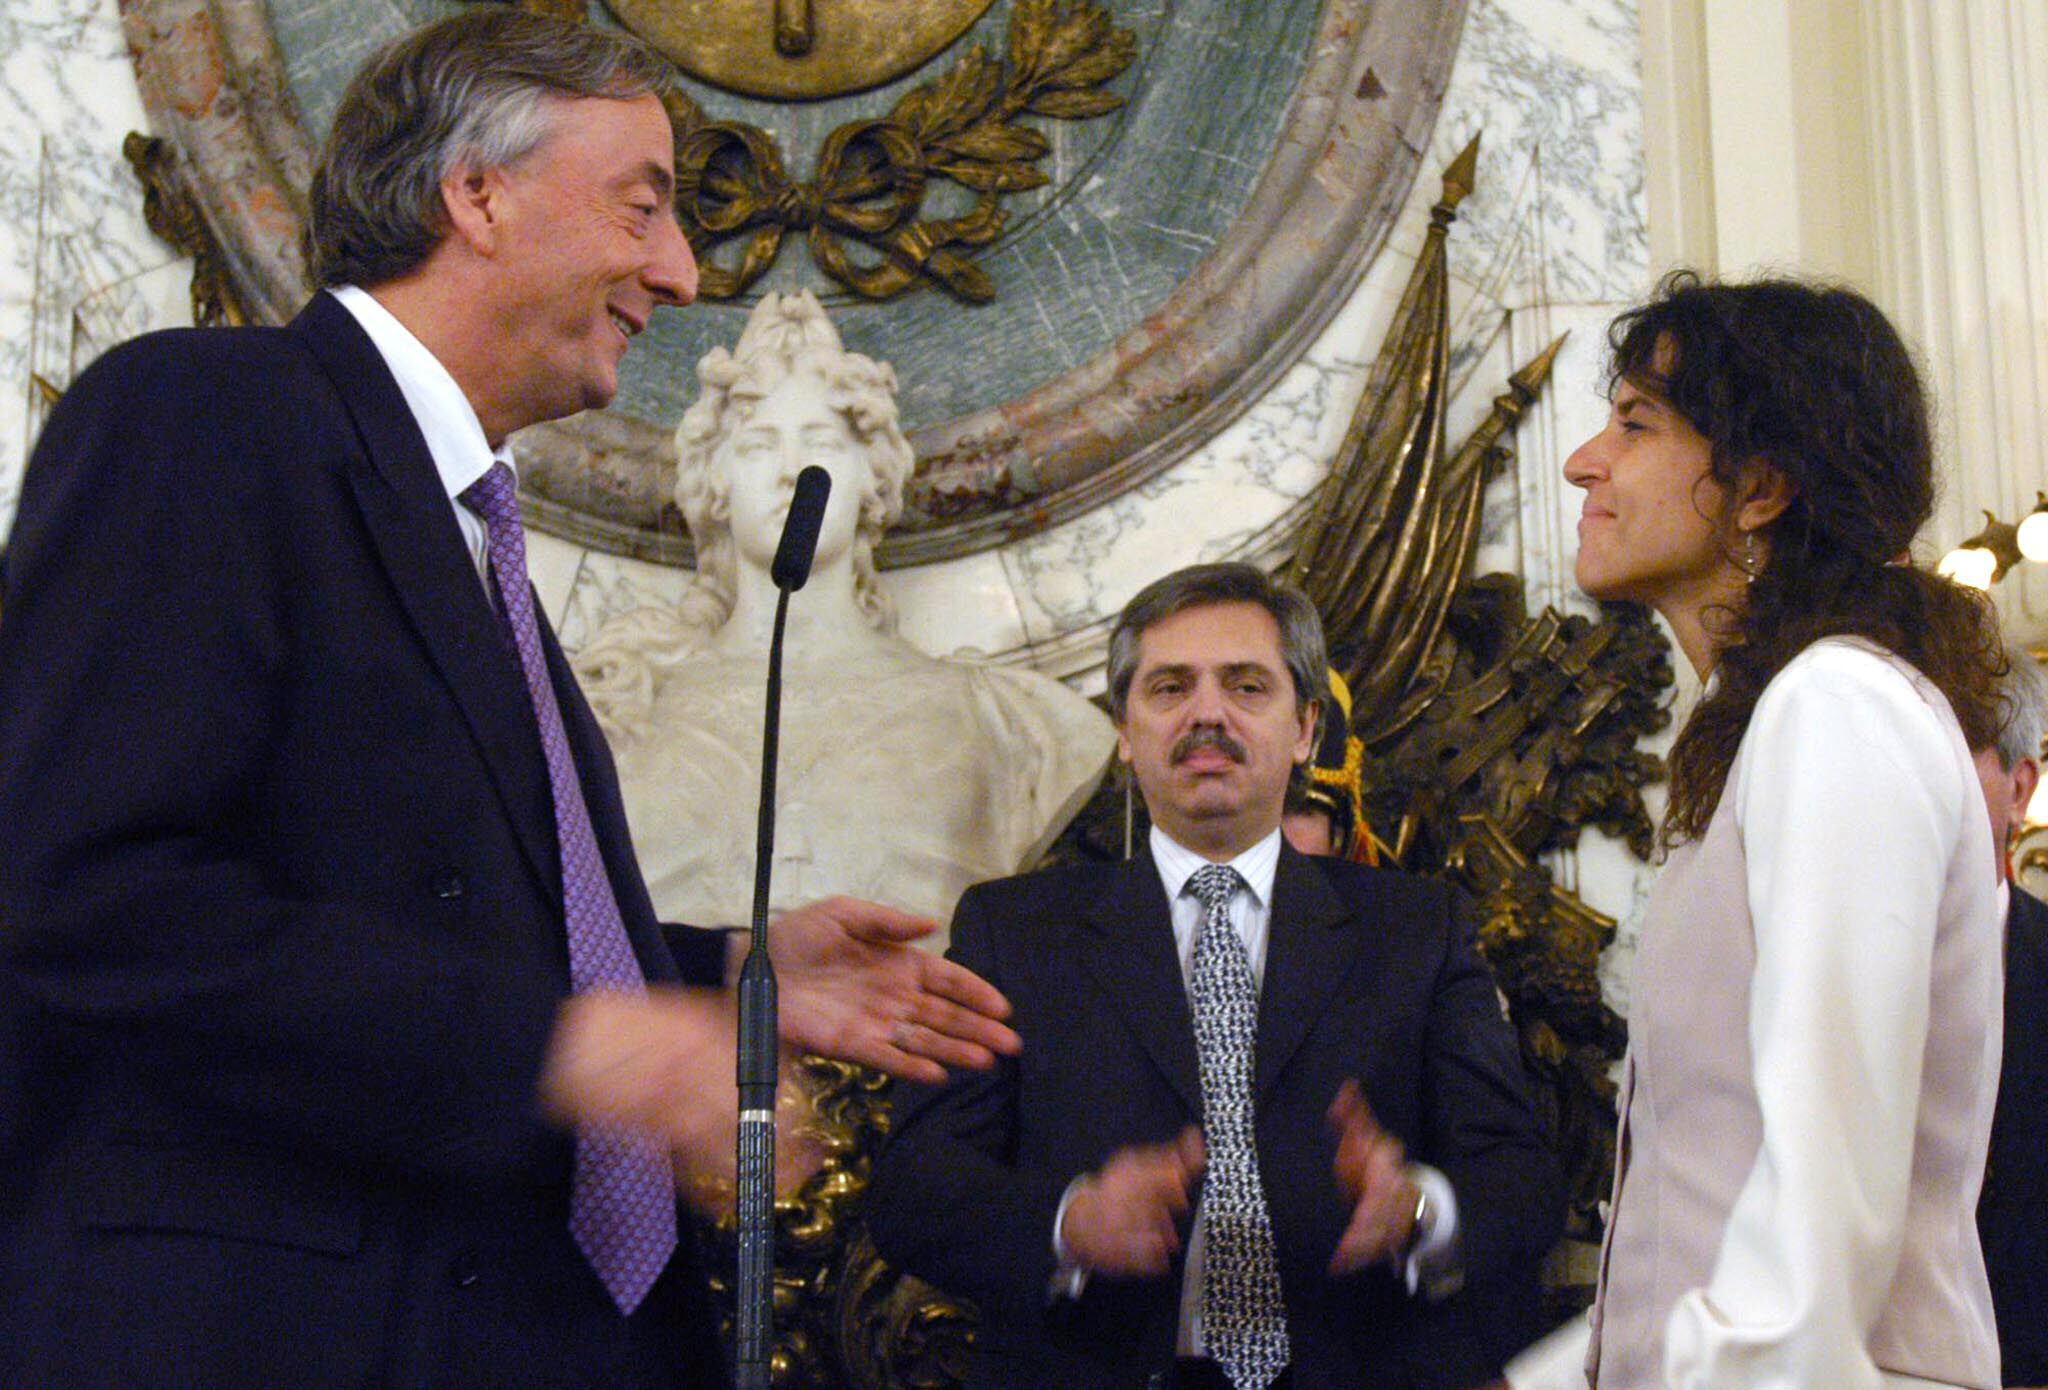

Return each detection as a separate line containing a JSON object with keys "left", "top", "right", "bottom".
{"left": 1185, "top": 863, "right": 1290, "bottom": 1390}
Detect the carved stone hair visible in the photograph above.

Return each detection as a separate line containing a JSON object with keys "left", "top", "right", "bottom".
{"left": 1105, "top": 562, "right": 1326, "bottom": 723}
{"left": 308, "top": 9, "right": 670, "bottom": 288}
{"left": 671, "top": 290, "right": 914, "bottom": 636}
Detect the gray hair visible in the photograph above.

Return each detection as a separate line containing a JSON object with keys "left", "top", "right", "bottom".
{"left": 309, "top": 9, "right": 671, "bottom": 288}
{"left": 1106, "top": 562, "right": 1326, "bottom": 723}
{"left": 1993, "top": 645, "right": 2048, "bottom": 770}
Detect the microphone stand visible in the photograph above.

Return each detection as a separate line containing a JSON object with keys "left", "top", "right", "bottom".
{"left": 735, "top": 465, "right": 830, "bottom": 1390}
{"left": 732, "top": 582, "right": 786, "bottom": 1390}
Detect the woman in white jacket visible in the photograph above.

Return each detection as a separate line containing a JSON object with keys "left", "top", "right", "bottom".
{"left": 1550, "top": 273, "right": 2009, "bottom": 1390}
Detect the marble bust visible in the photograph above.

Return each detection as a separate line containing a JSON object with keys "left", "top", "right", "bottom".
{"left": 576, "top": 292, "right": 1113, "bottom": 939}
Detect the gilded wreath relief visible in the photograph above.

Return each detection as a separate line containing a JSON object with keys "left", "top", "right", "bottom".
{"left": 574, "top": 292, "right": 1114, "bottom": 938}
{"left": 499, "top": 0, "right": 1137, "bottom": 301}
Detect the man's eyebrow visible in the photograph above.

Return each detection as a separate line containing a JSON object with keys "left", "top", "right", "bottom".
{"left": 633, "top": 160, "right": 674, "bottom": 200}
{"left": 1142, "top": 662, "right": 1197, "bottom": 684}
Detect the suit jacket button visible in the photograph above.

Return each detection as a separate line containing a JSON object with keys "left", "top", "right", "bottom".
{"left": 450, "top": 1248, "right": 482, "bottom": 1288}
{"left": 432, "top": 869, "right": 466, "bottom": 900}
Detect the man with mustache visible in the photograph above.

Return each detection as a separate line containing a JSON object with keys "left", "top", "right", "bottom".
{"left": 868, "top": 562, "right": 1558, "bottom": 1388}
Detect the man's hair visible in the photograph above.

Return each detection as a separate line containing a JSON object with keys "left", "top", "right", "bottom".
{"left": 308, "top": 10, "right": 671, "bottom": 288}
{"left": 1993, "top": 645, "right": 2048, "bottom": 770}
{"left": 1105, "top": 563, "right": 1325, "bottom": 723}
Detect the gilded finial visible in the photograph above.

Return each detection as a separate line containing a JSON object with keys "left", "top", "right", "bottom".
{"left": 1508, "top": 332, "right": 1570, "bottom": 399}
{"left": 1440, "top": 131, "right": 1482, "bottom": 209}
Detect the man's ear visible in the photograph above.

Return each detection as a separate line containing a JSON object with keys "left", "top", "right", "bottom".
{"left": 1735, "top": 460, "right": 1795, "bottom": 534}
{"left": 1294, "top": 697, "right": 1320, "bottom": 766}
{"left": 440, "top": 164, "right": 505, "bottom": 257}
{"left": 2015, "top": 758, "right": 2041, "bottom": 834}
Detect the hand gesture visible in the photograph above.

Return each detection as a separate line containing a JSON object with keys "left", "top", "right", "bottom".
{"left": 536, "top": 989, "right": 830, "bottom": 1212}
{"left": 1327, "top": 1079, "right": 1420, "bottom": 1274}
{"left": 770, "top": 896, "right": 1021, "bottom": 1083}
{"left": 1058, "top": 1126, "right": 1205, "bottom": 1278}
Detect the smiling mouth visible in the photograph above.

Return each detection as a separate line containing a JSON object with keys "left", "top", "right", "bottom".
{"left": 608, "top": 308, "right": 643, "bottom": 342}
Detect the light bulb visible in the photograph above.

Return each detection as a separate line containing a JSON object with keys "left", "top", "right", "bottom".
{"left": 2018, "top": 508, "right": 2048, "bottom": 564}
{"left": 1937, "top": 546, "right": 1997, "bottom": 590}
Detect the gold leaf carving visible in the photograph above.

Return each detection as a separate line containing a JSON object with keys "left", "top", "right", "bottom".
{"left": 668, "top": 1, "right": 1136, "bottom": 302}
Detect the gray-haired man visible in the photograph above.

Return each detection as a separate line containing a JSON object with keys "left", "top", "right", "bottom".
{"left": 1974, "top": 648, "right": 2048, "bottom": 1389}
{"left": 0, "top": 12, "right": 1013, "bottom": 1385}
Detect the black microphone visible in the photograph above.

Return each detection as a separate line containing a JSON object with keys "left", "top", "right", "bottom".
{"left": 769, "top": 466, "right": 832, "bottom": 591}
{"left": 735, "top": 462, "right": 831, "bottom": 1388}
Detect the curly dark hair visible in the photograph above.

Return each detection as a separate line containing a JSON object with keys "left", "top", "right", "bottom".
{"left": 1607, "top": 272, "right": 2007, "bottom": 846}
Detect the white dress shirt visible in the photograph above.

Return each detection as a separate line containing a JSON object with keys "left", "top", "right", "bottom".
{"left": 1053, "top": 825, "right": 1458, "bottom": 1353}
{"left": 329, "top": 285, "right": 512, "bottom": 586}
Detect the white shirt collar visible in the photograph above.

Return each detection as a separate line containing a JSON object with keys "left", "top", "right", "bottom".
{"left": 329, "top": 285, "right": 512, "bottom": 504}
{"left": 1148, "top": 823, "right": 1281, "bottom": 908}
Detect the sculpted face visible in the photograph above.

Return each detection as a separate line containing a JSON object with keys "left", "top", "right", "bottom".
{"left": 720, "top": 367, "right": 872, "bottom": 576}
{"left": 1116, "top": 601, "right": 1316, "bottom": 860}
{"left": 485, "top": 93, "right": 698, "bottom": 432}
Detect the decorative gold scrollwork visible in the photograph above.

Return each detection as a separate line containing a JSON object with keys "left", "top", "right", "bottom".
{"left": 665, "top": 0, "right": 1135, "bottom": 302}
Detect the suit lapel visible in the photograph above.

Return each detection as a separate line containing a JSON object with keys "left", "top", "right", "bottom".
{"left": 292, "top": 293, "right": 562, "bottom": 904}
{"left": 1255, "top": 846, "right": 1374, "bottom": 1106}
{"left": 1077, "top": 851, "right": 1203, "bottom": 1117}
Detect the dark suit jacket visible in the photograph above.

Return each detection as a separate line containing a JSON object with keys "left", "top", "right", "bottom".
{"left": 0, "top": 294, "right": 730, "bottom": 1388}
{"left": 866, "top": 845, "right": 1559, "bottom": 1389}
{"left": 1982, "top": 885, "right": 2048, "bottom": 1387}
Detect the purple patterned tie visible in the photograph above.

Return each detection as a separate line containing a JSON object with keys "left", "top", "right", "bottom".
{"left": 461, "top": 462, "right": 677, "bottom": 1314}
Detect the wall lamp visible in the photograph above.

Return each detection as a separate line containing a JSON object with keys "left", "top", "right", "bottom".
{"left": 1937, "top": 493, "right": 2048, "bottom": 589}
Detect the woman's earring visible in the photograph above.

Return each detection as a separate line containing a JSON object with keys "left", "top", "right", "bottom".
{"left": 1740, "top": 531, "right": 1762, "bottom": 583}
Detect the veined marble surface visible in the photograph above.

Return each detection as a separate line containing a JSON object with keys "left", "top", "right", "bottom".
{"left": 0, "top": 0, "right": 193, "bottom": 531}
{"left": 0, "top": 0, "right": 1666, "bottom": 956}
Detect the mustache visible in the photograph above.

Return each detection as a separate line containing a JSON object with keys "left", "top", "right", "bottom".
{"left": 1171, "top": 727, "right": 1247, "bottom": 765}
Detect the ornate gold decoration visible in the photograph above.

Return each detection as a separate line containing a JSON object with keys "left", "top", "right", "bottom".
{"left": 1363, "top": 580, "right": 1667, "bottom": 1241}
{"left": 665, "top": 0, "right": 1136, "bottom": 302}
{"left": 604, "top": 0, "right": 1001, "bottom": 101}
{"left": 1286, "top": 135, "right": 1666, "bottom": 1256}
{"left": 121, "top": 132, "right": 248, "bottom": 329}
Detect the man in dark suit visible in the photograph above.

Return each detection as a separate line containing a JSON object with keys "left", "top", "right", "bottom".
{"left": 0, "top": 12, "right": 1015, "bottom": 1387}
{"left": 868, "top": 563, "right": 1558, "bottom": 1389}
{"left": 1974, "top": 648, "right": 2048, "bottom": 1389}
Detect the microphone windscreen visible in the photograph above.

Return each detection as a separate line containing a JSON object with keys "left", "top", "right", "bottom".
{"left": 770, "top": 465, "right": 833, "bottom": 591}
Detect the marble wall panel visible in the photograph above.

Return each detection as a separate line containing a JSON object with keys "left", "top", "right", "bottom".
{"left": 0, "top": 0, "right": 191, "bottom": 539}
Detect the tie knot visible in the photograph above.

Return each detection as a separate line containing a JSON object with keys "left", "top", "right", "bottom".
{"left": 460, "top": 461, "right": 519, "bottom": 530}
{"left": 1186, "top": 863, "right": 1243, "bottom": 915}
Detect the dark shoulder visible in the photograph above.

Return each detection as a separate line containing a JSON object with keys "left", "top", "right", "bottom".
{"left": 2012, "top": 888, "right": 2048, "bottom": 959}
{"left": 65, "top": 322, "right": 315, "bottom": 403}
{"left": 955, "top": 859, "right": 1132, "bottom": 923}
{"left": 1298, "top": 851, "right": 1464, "bottom": 917}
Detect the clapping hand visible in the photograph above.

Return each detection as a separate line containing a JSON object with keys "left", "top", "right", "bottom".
{"left": 1058, "top": 1126, "right": 1206, "bottom": 1278}
{"left": 1327, "top": 1079, "right": 1421, "bottom": 1274}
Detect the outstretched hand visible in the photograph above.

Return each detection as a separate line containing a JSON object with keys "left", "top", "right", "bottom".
{"left": 770, "top": 896, "right": 1021, "bottom": 1084}
{"left": 1327, "top": 1079, "right": 1420, "bottom": 1275}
